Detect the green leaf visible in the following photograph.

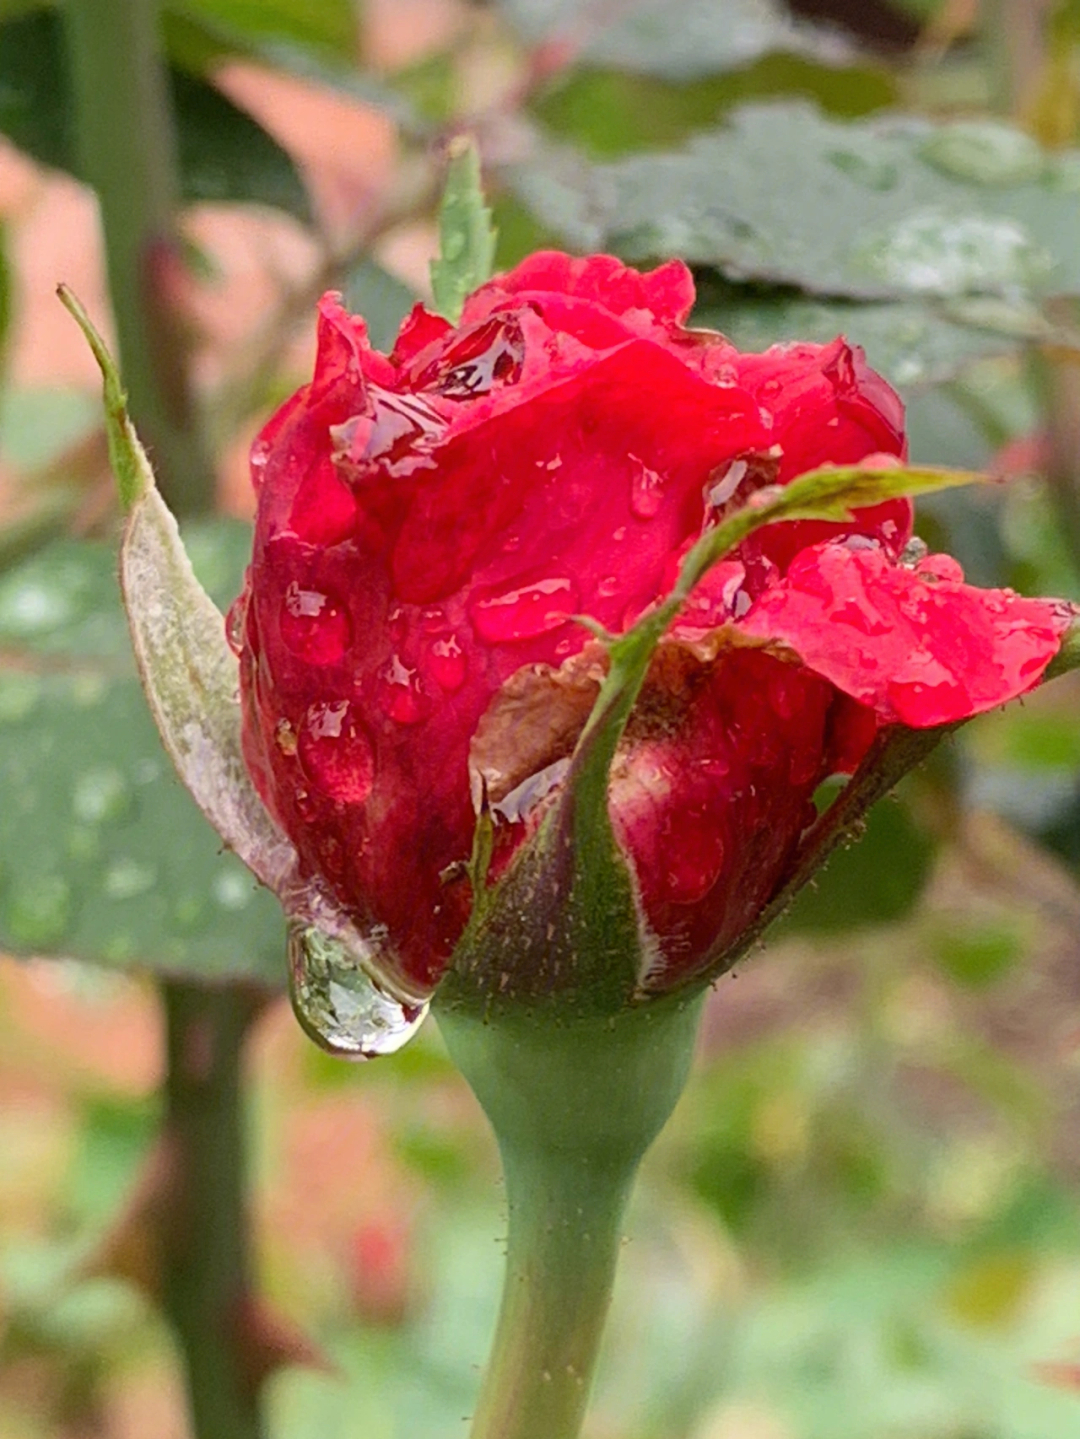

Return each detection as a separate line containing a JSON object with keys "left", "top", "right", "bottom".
{"left": 510, "top": 103, "right": 1080, "bottom": 301}
{"left": 341, "top": 258, "right": 417, "bottom": 353}
{"left": 695, "top": 295, "right": 1023, "bottom": 391}
{"left": 532, "top": 58, "right": 897, "bottom": 159}
{"left": 0, "top": 8, "right": 310, "bottom": 220}
{"left": 0, "top": 530, "right": 286, "bottom": 983}
{"left": 430, "top": 138, "right": 497, "bottom": 325}
{"left": 168, "top": 0, "right": 358, "bottom": 58}
{"left": 168, "top": 67, "right": 310, "bottom": 219}
{"left": 498, "top": 0, "right": 870, "bottom": 81}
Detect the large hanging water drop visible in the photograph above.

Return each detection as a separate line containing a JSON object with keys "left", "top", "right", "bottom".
{"left": 287, "top": 921, "right": 429, "bottom": 1059}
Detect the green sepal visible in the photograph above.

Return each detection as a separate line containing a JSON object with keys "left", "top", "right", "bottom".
{"left": 59, "top": 285, "right": 296, "bottom": 893}
{"left": 430, "top": 136, "right": 498, "bottom": 324}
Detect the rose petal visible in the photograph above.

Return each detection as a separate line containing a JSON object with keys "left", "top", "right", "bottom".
{"left": 740, "top": 542, "right": 1071, "bottom": 727}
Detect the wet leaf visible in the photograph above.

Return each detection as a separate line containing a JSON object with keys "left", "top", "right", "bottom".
{"left": 0, "top": 530, "right": 286, "bottom": 983}
{"left": 509, "top": 102, "right": 1080, "bottom": 301}
{"left": 0, "top": 8, "right": 310, "bottom": 220}
{"left": 498, "top": 0, "right": 866, "bottom": 81}
{"left": 533, "top": 58, "right": 897, "bottom": 159}
{"left": 697, "top": 296, "right": 1020, "bottom": 390}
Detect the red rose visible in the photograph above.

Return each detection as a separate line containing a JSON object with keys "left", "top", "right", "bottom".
{"left": 229, "top": 252, "right": 1069, "bottom": 1000}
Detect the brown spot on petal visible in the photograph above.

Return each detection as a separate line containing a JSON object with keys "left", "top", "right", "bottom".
{"left": 470, "top": 642, "right": 608, "bottom": 808}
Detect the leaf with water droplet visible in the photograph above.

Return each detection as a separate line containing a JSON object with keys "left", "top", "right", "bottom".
{"left": 430, "top": 136, "right": 497, "bottom": 325}
{"left": 508, "top": 103, "right": 1080, "bottom": 304}
{"left": 697, "top": 297, "right": 1023, "bottom": 392}
{"left": 0, "top": 539, "right": 288, "bottom": 982}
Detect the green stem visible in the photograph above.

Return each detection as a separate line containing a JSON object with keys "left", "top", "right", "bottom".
{"left": 162, "top": 983, "right": 263, "bottom": 1439}
{"left": 1035, "top": 330, "right": 1080, "bottom": 581}
{"left": 62, "top": 0, "right": 214, "bottom": 516}
{"left": 436, "top": 991, "right": 704, "bottom": 1439}
{"left": 61, "top": 7, "right": 261, "bottom": 1430}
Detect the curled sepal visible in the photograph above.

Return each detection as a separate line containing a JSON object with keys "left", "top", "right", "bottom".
{"left": 59, "top": 284, "right": 297, "bottom": 894}
{"left": 1047, "top": 616, "right": 1080, "bottom": 679}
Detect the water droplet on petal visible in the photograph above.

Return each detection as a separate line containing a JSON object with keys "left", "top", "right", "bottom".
{"left": 225, "top": 591, "right": 248, "bottom": 656}
{"left": 331, "top": 387, "right": 446, "bottom": 479}
{"left": 288, "top": 922, "right": 428, "bottom": 1059}
{"left": 378, "top": 655, "right": 427, "bottom": 723}
{"left": 428, "top": 634, "right": 466, "bottom": 692}
{"left": 250, "top": 436, "right": 272, "bottom": 488}
{"left": 713, "top": 362, "right": 738, "bottom": 387}
{"left": 420, "top": 315, "right": 525, "bottom": 399}
{"left": 629, "top": 458, "right": 666, "bottom": 519}
{"left": 915, "top": 553, "right": 965, "bottom": 584}
{"left": 299, "top": 701, "right": 375, "bottom": 802}
{"left": 280, "top": 582, "right": 351, "bottom": 664}
{"left": 597, "top": 575, "right": 619, "bottom": 598}
{"left": 470, "top": 577, "right": 578, "bottom": 643}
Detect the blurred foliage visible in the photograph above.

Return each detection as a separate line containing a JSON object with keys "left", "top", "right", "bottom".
{"left": 0, "top": 529, "right": 285, "bottom": 982}
{"left": 0, "top": 9, "right": 312, "bottom": 220}
{"left": 2, "top": 0, "right": 1080, "bottom": 1436}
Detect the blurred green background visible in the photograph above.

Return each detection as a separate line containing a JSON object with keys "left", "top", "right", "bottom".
{"left": 2, "top": 1, "right": 1080, "bottom": 1435}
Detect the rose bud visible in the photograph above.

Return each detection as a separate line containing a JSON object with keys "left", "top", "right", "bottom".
{"left": 227, "top": 252, "right": 1072, "bottom": 1031}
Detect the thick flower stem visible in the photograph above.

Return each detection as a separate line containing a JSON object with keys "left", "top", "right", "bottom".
{"left": 62, "top": 0, "right": 215, "bottom": 515}
{"left": 162, "top": 983, "right": 263, "bottom": 1439}
{"left": 436, "top": 990, "right": 705, "bottom": 1439}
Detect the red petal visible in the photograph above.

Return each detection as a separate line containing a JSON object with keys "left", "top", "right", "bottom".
{"left": 740, "top": 543, "right": 1071, "bottom": 727}
{"left": 733, "top": 337, "right": 912, "bottom": 573}
{"left": 464, "top": 251, "right": 696, "bottom": 326}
